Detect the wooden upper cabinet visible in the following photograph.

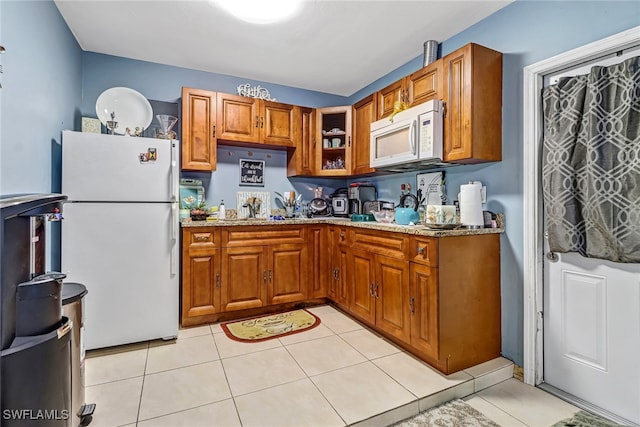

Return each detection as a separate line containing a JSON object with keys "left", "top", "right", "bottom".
{"left": 376, "top": 59, "right": 442, "bottom": 120}
{"left": 287, "top": 107, "right": 314, "bottom": 177}
{"left": 216, "top": 94, "right": 299, "bottom": 147}
{"left": 216, "top": 93, "right": 260, "bottom": 143}
{"left": 377, "top": 79, "right": 404, "bottom": 120}
{"left": 261, "top": 101, "right": 299, "bottom": 147}
{"left": 442, "top": 43, "right": 502, "bottom": 163}
{"left": 352, "top": 94, "right": 377, "bottom": 176}
{"left": 407, "top": 60, "right": 442, "bottom": 107}
{"left": 181, "top": 87, "right": 217, "bottom": 171}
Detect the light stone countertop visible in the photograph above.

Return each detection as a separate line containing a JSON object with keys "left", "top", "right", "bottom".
{"left": 181, "top": 212, "right": 505, "bottom": 238}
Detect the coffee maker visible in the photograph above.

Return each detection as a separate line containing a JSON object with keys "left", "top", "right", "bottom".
{"left": 348, "top": 184, "right": 376, "bottom": 215}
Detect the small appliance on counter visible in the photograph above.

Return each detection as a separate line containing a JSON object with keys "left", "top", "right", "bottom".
{"left": 307, "top": 198, "right": 331, "bottom": 217}
{"left": 330, "top": 188, "right": 349, "bottom": 217}
{"left": 348, "top": 183, "right": 376, "bottom": 215}
{"left": 459, "top": 181, "right": 486, "bottom": 228}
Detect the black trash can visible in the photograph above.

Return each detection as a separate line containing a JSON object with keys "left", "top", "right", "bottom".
{"left": 15, "top": 272, "right": 66, "bottom": 337}
{"left": 62, "top": 282, "right": 94, "bottom": 426}
{"left": 1, "top": 317, "right": 72, "bottom": 426}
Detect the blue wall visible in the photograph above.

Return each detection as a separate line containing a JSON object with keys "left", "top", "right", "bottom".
{"left": 0, "top": 0, "right": 83, "bottom": 270}
{"left": 348, "top": 1, "right": 640, "bottom": 365}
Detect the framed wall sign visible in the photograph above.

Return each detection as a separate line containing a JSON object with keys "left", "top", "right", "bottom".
{"left": 239, "top": 159, "right": 265, "bottom": 186}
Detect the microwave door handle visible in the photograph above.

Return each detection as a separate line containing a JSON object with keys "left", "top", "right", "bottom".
{"left": 410, "top": 119, "right": 417, "bottom": 155}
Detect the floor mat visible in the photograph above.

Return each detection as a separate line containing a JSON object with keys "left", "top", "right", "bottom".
{"left": 392, "top": 399, "right": 500, "bottom": 427}
{"left": 221, "top": 309, "right": 320, "bottom": 343}
{"left": 551, "top": 410, "right": 622, "bottom": 427}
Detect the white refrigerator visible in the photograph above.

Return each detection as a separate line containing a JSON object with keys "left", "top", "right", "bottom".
{"left": 61, "top": 130, "right": 179, "bottom": 350}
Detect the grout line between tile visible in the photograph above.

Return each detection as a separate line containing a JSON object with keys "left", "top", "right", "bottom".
{"left": 135, "top": 341, "right": 150, "bottom": 425}
{"left": 472, "top": 394, "right": 533, "bottom": 426}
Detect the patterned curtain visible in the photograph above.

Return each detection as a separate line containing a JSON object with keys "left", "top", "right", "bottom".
{"left": 542, "top": 56, "right": 640, "bottom": 263}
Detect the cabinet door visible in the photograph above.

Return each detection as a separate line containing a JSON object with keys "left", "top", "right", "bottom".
{"left": 221, "top": 246, "right": 267, "bottom": 311}
{"left": 377, "top": 78, "right": 405, "bottom": 120}
{"left": 217, "top": 93, "right": 260, "bottom": 143}
{"left": 181, "top": 87, "right": 217, "bottom": 171}
{"left": 267, "top": 243, "right": 307, "bottom": 305}
{"left": 307, "top": 225, "right": 328, "bottom": 299}
{"left": 442, "top": 43, "right": 502, "bottom": 163}
{"left": 181, "top": 229, "right": 220, "bottom": 326}
{"left": 409, "top": 263, "right": 439, "bottom": 359}
{"left": 261, "top": 101, "right": 299, "bottom": 147}
{"left": 375, "top": 255, "right": 410, "bottom": 342}
{"left": 348, "top": 248, "right": 375, "bottom": 324}
{"left": 315, "top": 106, "right": 352, "bottom": 176}
{"left": 407, "top": 60, "right": 441, "bottom": 107}
{"left": 352, "top": 94, "right": 377, "bottom": 176}
{"left": 287, "top": 107, "right": 315, "bottom": 176}
{"left": 327, "top": 226, "right": 349, "bottom": 308}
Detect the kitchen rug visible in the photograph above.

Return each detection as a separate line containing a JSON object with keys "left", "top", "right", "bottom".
{"left": 551, "top": 410, "right": 622, "bottom": 427}
{"left": 221, "top": 309, "right": 320, "bottom": 343}
{"left": 391, "top": 399, "right": 500, "bottom": 427}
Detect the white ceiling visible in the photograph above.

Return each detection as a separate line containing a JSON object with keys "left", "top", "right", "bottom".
{"left": 54, "top": 0, "right": 513, "bottom": 97}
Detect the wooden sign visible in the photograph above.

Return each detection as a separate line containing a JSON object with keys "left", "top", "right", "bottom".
{"left": 239, "top": 159, "right": 265, "bottom": 186}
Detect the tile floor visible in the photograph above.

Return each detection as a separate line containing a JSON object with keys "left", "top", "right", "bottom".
{"left": 85, "top": 305, "right": 580, "bottom": 427}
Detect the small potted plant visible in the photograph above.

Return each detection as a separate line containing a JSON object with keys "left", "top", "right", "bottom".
{"left": 190, "top": 199, "right": 208, "bottom": 221}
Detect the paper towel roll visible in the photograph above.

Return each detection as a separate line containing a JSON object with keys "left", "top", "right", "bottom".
{"left": 459, "top": 182, "right": 484, "bottom": 227}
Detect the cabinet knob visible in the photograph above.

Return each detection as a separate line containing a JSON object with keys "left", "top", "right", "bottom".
{"left": 409, "top": 297, "right": 415, "bottom": 315}
{"left": 256, "top": 115, "right": 260, "bottom": 128}
{"left": 212, "top": 125, "right": 216, "bottom": 138}
{"left": 339, "top": 232, "right": 345, "bottom": 240}
{"left": 216, "top": 274, "right": 221, "bottom": 289}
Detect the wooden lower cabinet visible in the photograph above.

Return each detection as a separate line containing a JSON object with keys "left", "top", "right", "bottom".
{"left": 308, "top": 225, "right": 329, "bottom": 299}
{"left": 221, "top": 243, "right": 307, "bottom": 311}
{"left": 327, "top": 226, "right": 349, "bottom": 308}
{"left": 268, "top": 243, "right": 307, "bottom": 305}
{"left": 348, "top": 248, "right": 410, "bottom": 343}
{"left": 181, "top": 228, "right": 221, "bottom": 327}
{"left": 182, "top": 224, "right": 501, "bottom": 375}
{"left": 408, "top": 234, "right": 501, "bottom": 373}
{"left": 409, "top": 262, "right": 439, "bottom": 359}
{"left": 221, "top": 245, "right": 267, "bottom": 312}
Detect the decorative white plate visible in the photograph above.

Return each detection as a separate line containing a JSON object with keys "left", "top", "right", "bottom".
{"left": 95, "top": 87, "right": 153, "bottom": 135}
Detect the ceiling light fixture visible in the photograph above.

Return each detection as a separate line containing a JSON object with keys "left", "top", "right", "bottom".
{"left": 213, "top": 0, "right": 302, "bottom": 25}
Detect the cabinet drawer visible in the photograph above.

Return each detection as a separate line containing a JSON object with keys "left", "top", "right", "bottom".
{"left": 411, "top": 237, "right": 438, "bottom": 267}
{"left": 184, "top": 228, "right": 219, "bottom": 249}
{"left": 223, "top": 226, "right": 306, "bottom": 246}
{"left": 350, "top": 229, "right": 409, "bottom": 260}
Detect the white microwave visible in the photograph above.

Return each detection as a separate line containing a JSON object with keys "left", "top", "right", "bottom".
{"left": 370, "top": 100, "right": 444, "bottom": 171}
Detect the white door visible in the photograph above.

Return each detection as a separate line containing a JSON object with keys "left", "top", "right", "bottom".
{"left": 543, "top": 49, "right": 640, "bottom": 425}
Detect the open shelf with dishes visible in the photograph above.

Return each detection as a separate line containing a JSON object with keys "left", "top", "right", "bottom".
{"left": 316, "top": 107, "right": 352, "bottom": 175}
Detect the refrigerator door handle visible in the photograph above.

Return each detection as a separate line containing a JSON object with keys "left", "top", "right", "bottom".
{"left": 170, "top": 141, "right": 178, "bottom": 203}
{"left": 170, "top": 203, "right": 178, "bottom": 276}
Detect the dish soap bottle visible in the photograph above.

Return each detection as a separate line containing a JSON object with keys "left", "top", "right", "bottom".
{"left": 219, "top": 200, "right": 226, "bottom": 220}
